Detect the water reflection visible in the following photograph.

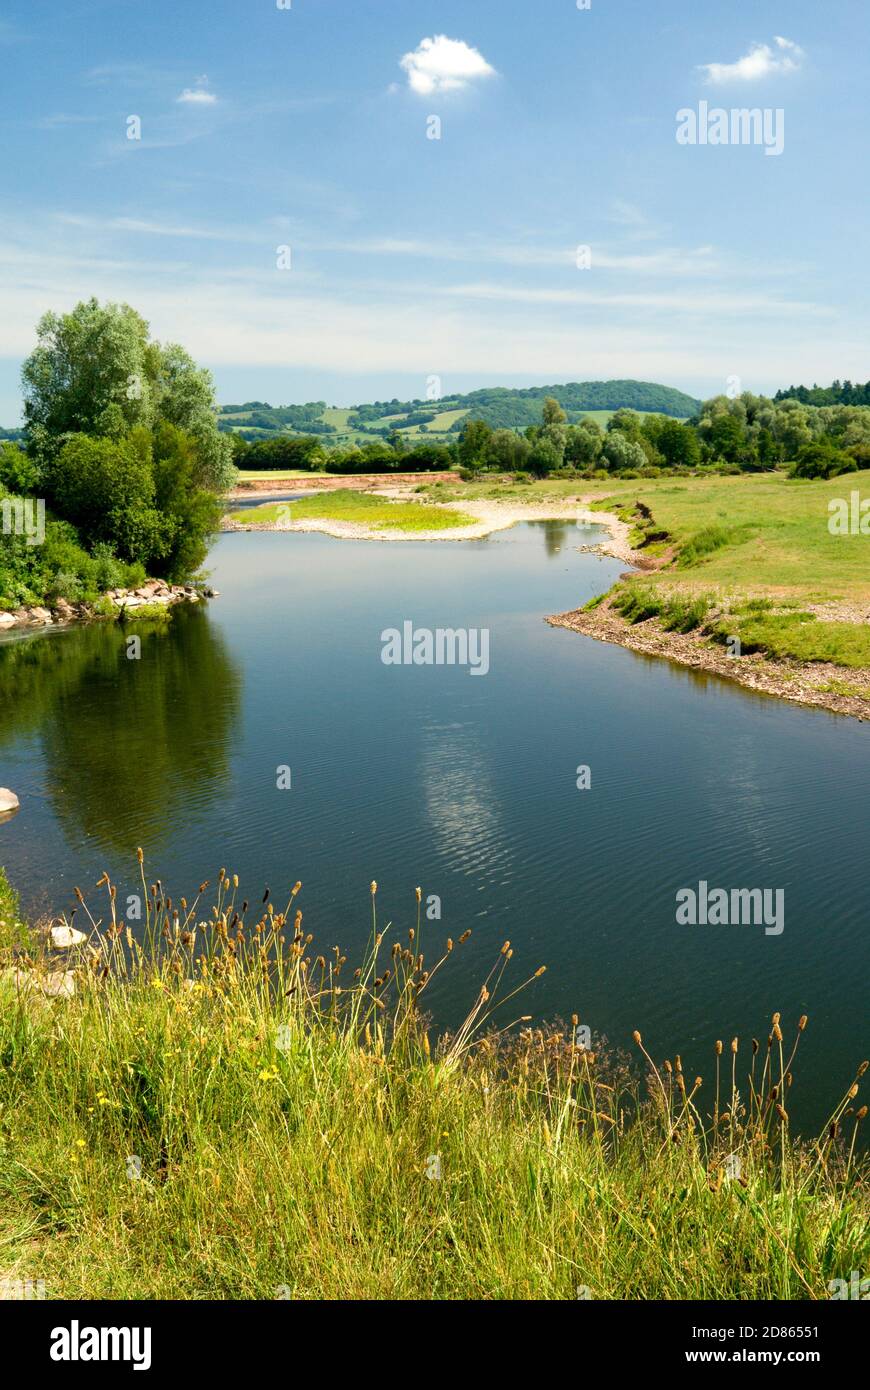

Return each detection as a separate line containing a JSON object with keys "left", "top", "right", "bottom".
{"left": 525, "top": 518, "right": 574, "bottom": 557}
{"left": 0, "top": 606, "right": 241, "bottom": 855}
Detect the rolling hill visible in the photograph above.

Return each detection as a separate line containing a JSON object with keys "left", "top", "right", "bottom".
{"left": 216, "top": 380, "right": 700, "bottom": 444}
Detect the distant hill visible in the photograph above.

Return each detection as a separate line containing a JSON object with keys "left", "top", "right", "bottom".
{"left": 216, "top": 380, "right": 701, "bottom": 444}
{"left": 0, "top": 382, "right": 699, "bottom": 447}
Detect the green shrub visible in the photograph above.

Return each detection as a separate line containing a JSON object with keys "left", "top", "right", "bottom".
{"left": 791, "top": 441, "right": 858, "bottom": 481}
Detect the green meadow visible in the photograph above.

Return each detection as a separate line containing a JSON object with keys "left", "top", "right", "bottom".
{"left": 433, "top": 471, "right": 870, "bottom": 668}
{"left": 229, "top": 489, "right": 474, "bottom": 532}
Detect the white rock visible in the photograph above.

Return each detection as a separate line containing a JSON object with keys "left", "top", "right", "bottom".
{"left": 1, "top": 968, "right": 75, "bottom": 999}
{"left": 0, "top": 612, "right": 16, "bottom": 629}
{"left": 41, "top": 970, "right": 76, "bottom": 999}
{"left": 0, "top": 788, "right": 19, "bottom": 813}
{"left": 50, "top": 924, "right": 87, "bottom": 949}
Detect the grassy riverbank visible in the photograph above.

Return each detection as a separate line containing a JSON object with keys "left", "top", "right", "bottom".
{"left": 1, "top": 865, "right": 867, "bottom": 1300}
{"left": 428, "top": 472, "right": 870, "bottom": 671}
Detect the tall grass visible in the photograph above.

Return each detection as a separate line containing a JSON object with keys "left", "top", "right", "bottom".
{"left": 0, "top": 859, "right": 867, "bottom": 1300}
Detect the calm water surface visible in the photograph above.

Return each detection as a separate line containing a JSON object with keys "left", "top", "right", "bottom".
{"left": 1, "top": 521, "right": 867, "bottom": 1126}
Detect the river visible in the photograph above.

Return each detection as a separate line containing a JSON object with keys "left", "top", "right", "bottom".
{"left": 1, "top": 519, "right": 867, "bottom": 1127}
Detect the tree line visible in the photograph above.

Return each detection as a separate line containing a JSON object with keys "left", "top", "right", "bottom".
{"left": 232, "top": 390, "right": 870, "bottom": 482}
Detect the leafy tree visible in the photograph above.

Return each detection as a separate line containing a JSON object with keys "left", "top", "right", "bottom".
{"left": 756, "top": 427, "right": 782, "bottom": 468}
{"left": 602, "top": 431, "right": 647, "bottom": 472}
{"left": 152, "top": 422, "right": 222, "bottom": 579}
{"left": 0, "top": 440, "right": 40, "bottom": 494}
{"left": 653, "top": 418, "right": 701, "bottom": 468}
{"left": 152, "top": 343, "right": 235, "bottom": 491}
{"left": 528, "top": 437, "right": 561, "bottom": 477}
{"left": 22, "top": 298, "right": 153, "bottom": 463}
{"left": 486, "top": 429, "right": 532, "bottom": 472}
{"left": 706, "top": 413, "right": 745, "bottom": 464}
{"left": 401, "top": 441, "right": 455, "bottom": 471}
{"left": 243, "top": 436, "right": 325, "bottom": 471}
{"left": 607, "top": 408, "right": 643, "bottom": 440}
{"left": 564, "top": 422, "right": 602, "bottom": 468}
{"left": 791, "top": 441, "right": 857, "bottom": 480}
{"left": 542, "top": 396, "right": 567, "bottom": 428}
{"left": 773, "top": 400, "right": 814, "bottom": 459}
{"left": 48, "top": 430, "right": 164, "bottom": 567}
{"left": 458, "top": 418, "right": 493, "bottom": 469}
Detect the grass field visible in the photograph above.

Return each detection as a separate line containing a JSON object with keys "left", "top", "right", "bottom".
{"left": 229, "top": 489, "right": 474, "bottom": 532}
{"left": 428, "top": 471, "right": 870, "bottom": 668}
{"left": 1, "top": 867, "right": 867, "bottom": 1300}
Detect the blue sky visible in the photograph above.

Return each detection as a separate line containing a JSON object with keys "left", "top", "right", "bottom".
{"left": 0, "top": 0, "right": 867, "bottom": 421}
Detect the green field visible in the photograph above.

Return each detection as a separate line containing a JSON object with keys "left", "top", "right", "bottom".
{"left": 429, "top": 471, "right": 870, "bottom": 668}
{"left": 229, "top": 489, "right": 474, "bottom": 532}
{"left": 576, "top": 409, "right": 688, "bottom": 429}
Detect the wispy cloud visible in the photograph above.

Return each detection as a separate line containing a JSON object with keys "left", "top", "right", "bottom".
{"left": 177, "top": 77, "right": 217, "bottom": 105}
{"left": 435, "top": 281, "right": 829, "bottom": 318}
{"left": 55, "top": 213, "right": 259, "bottom": 243}
{"left": 37, "top": 114, "right": 101, "bottom": 130}
{"left": 700, "top": 36, "right": 804, "bottom": 85}
{"left": 399, "top": 35, "right": 496, "bottom": 96}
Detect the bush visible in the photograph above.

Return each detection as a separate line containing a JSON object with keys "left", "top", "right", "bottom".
{"left": 791, "top": 441, "right": 858, "bottom": 481}
{"left": 48, "top": 431, "right": 164, "bottom": 567}
{"left": 0, "top": 442, "right": 40, "bottom": 494}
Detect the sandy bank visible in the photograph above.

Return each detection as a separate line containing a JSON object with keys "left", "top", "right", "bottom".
{"left": 222, "top": 496, "right": 636, "bottom": 556}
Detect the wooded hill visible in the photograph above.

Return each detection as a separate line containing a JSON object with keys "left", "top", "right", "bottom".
{"left": 216, "top": 379, "right": 701, "bottom": 444}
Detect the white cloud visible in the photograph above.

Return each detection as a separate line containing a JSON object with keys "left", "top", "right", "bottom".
{"left": 700, "top": 36, "right": 804, "bottom": 85}
{"left": 399, "top": 35, "right": 495, "bottom": 96}
{"left": 177, "top": 79, "right": 217, "bottom": 105}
